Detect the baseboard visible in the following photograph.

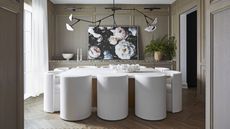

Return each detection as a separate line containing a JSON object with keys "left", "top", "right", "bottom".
{"left": 182, "top": 83, "right": 188, "bottom": 89}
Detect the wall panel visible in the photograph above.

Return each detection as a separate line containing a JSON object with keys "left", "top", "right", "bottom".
{"left": 52, "top": 4, "right": 170, "bottom": 60}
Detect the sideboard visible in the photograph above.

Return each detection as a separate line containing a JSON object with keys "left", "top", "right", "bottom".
{"left": 49, "top": 60, "right": 176, "bottom": 70}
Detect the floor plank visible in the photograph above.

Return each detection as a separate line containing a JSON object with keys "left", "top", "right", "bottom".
{"left": 24, "top": 88, "right": 205, "bottom": 129}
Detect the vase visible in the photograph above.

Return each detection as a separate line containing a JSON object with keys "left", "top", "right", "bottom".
{"left": 154, "top": 51, "right": 162, "bottom": 62}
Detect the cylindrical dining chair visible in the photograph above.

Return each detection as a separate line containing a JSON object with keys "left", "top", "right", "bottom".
{"left": 135, "top": 73, "right": 166, "bottom": 120}
{"left": 60, "top": 75, "right": 92, "bottom": 121}
{"left": 44, "top": 71, "right": 61, "bottom": 113}
{"left": 164, "top": 70, "right": 182, "bottom": 113}
{"left": 97, "top": 74, "right": 128, "bottom": 120}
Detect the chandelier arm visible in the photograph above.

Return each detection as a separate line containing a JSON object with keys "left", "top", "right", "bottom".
{"left": 96, "top": 20, "right": 102, "bottom": 27}
{"left": 134, "top": 9, "right": 155, "bottom": 21}
{"left": 112, "top": 14, "right": 117, "bottom": 27}
{"left": 72, "top": 14, "right": 114, "bottom": 25}
{"left": 72, "top": 17, "right": 95, "bottom": 23}
{"left": 96, "top": 14, "right": 114, "bottom": 22}
{"left": 71, "top": 19, "right": 81, "bottom": 26}
{"left": 144, "top": 16, "right": 150, "bottom": 26}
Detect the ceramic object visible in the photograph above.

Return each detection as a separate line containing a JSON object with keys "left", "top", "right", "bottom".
{"left": 62, "top": 53, "right": 74, "bottom": 61}
{"left": 154, "top": 51, "right": 162, "bottom": 62}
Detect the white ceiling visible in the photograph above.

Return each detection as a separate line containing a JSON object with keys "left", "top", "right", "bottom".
{"left": 50, "top": 0, "right": 176, "bottom": 4}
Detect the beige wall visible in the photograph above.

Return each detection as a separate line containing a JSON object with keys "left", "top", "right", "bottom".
{"left": 48, "top": 0, "right": 55, "bottom": 59}
{"left": 50, "top": 4, "right": 170, "bottom": 60}
{"left": 171, "top": 0, "right": 206, "bottom": 100}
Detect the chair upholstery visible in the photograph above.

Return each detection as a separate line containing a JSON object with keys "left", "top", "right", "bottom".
{"left": 44, "top": 71, "right": 61, "bottom": 113}
{"left": 60, "top": 75, "right": 92, "bottom": 121}
{"left": 97, "top": 74, "right": 128, "bottom": 120}
{"left": 164, "top": 70, "right": 182, "bottom": 113}
{"left": 135, "top": 73, "right": 166, "bottom": 120}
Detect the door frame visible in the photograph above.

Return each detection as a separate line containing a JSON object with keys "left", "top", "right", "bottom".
{"left": 179, "top": 6, "right": 197, "bottom": 88}
{"left": 205, "top": 0, "right": 230, "bottom": 129}
{"left": 0, "top": 0, "right": 24, "bottom": 129}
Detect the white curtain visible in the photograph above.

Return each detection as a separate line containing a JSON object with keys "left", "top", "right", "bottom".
{"left": 28, "top": 0, "right": 48, "bottom": 97}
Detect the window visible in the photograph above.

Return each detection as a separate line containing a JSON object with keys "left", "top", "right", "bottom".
{"left": 24, "top": 3, "right": 32, "bottom": 99}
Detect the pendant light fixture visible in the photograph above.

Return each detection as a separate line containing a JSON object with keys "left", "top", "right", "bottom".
{"left": 66, "top": 0, "right": 157, "bottom": 32}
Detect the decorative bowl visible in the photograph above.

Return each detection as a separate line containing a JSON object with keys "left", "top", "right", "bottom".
{"left": 62, "top": 53, "right": 74, "bottom": 61}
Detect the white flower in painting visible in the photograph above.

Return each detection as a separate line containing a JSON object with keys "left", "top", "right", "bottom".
{"left": 88, "top": 46, "right": 101, "bottom": 59}
{"left": 88, "top": 27, "right": 102, "bottom": 42}
{"left": 128, "top": 27, "right": 137, "bottom": 36}
{"left": 107, "top": 27, "right": 113, "bottom": 30}
{"left": 115, "top": 40, "right": 136, "bottom": 59}
{"left": 108, "top": 36, "right": 119, "bottom": 45}
{"left": 110, "top": 27, "right": 128, "bottom": 40}
{"left": 99, "top": 27, "right": 104, "bottom": 30}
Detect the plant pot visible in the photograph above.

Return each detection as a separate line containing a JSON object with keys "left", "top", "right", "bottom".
{"left": 154, "top": 51, "right": 162, "bottom": 62}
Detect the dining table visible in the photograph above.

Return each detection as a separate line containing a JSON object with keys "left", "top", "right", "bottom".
{"left": 58, "top": 67, "right": 166, "bottom": 78}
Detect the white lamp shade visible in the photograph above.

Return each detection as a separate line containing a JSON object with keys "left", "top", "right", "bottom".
{"left": 151, "top": 18, "right": 158, "bottom": 25}
{"left": 69, "top": 14, "right": 73, "bottom": 21}
{"left": 66, "top": 23, "right": 74, "bottom": 31}
{"left": 144, "top": 26, "right": 157, "bottom": 32}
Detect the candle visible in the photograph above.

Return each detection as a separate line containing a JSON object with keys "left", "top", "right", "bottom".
{"left": 76, "top": 48, "right": 79, "bottom": 61}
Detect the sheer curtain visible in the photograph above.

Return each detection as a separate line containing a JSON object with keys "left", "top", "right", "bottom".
{"left": 28, "top": 0, "right": 48, "bottom": 97}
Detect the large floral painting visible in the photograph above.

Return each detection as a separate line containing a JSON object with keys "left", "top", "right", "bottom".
{"left": 88, "top": 26, "right": 138, "bottom": 60}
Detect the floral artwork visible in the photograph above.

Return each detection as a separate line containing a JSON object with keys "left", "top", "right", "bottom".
{"left": 88, "top": 26, "right": 138, "bottom": 60}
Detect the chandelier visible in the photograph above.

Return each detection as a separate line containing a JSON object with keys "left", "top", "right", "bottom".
{"left": 66, "top": 0, "right": 158, "bottom": 32}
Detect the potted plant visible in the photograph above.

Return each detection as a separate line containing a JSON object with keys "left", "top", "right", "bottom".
{"left": 144, "top": 36, "right": 167, "bottom": 61}
{"left": 163, "top": 36, "right": 177, "bottom": 60}
{"left": 145, "top": 35, "right": 177, "bottom": 61}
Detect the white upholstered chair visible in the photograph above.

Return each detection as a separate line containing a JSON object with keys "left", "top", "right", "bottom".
{"left": 97, "top": 74, "right": 128, "bottom": 120}
{"left": 164, "top": 70, "right": 182, "bottom": 113}
{"left": 44, "top": 71, "right": 61, "bottom": 113}
{"left": 135, "top": 73, "right": 166, "bottom": 120}
{"left": 60, "top": 75, "right": 92, "bottom": 121}
{"left": 44, "top": 67, "right": 69, "bottom": 113}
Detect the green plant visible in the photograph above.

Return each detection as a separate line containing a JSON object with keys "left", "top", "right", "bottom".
{"left": 144, "top": 35, "right": 168, "bottom": 55}
{"left": 163, "top": 36, "right": 177, "bottom": 60}
{"left": 144, "top": 35, "right": 177, "bottom": 60}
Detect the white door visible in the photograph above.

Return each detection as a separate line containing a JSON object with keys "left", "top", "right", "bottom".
{"left": 206, "top": 0, "right": 230, "bottom": 129}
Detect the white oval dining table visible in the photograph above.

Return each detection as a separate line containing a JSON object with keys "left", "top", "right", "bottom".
{"left": 58, "top": 67, "right": 165, "bottom": 78}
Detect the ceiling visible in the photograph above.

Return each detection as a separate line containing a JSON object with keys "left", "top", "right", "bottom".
{"left": 50, "top": 0, "right": 176, "bottom": 4}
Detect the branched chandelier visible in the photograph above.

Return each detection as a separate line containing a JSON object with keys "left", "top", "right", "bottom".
{"left": 66, "top": 0, "right": 158, "bottom": 32}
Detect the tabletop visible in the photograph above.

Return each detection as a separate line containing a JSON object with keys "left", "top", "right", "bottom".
{"left": 58, "top": 67, "right": 168, "bottom": 78}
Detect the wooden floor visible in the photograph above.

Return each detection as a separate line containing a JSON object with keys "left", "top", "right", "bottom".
{"left": 24, "top": 88, "right": 205, "bottom": 129}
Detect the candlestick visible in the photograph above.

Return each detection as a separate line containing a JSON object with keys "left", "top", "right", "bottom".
{"left": 76, "top": 48, "right": 79, "bottom": 61}
{"left": 80, "top": 48, "right": 82, "bottom": 61}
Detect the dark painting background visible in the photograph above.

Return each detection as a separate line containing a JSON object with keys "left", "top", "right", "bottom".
{"left": 88, "top": 26, "right": 138, "bottom": 60}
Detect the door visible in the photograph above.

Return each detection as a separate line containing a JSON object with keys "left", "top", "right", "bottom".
{"left": 186, "top": 11, "right": 197, "bottom": 87}
{"left": 0, "top": 0, "right": 23, "bottom": 129}
{"left": 206, "top": 0, "right": 230, "bottom": 129}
